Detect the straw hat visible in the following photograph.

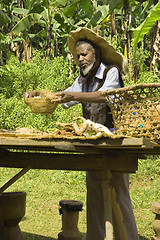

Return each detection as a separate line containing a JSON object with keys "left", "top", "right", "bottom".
{"left": 68, "top": 27, "right": 128, "bottom": 73}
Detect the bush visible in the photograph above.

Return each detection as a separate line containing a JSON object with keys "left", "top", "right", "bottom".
{"left": 0, "top": 53, "right": 82, "bottom": 131}
{"left": 0, "top": 52, "right": 79, "bottom": 98}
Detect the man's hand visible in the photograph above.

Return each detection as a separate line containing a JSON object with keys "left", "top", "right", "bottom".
{"left": 54, "top": 91, "right": 74, "bottom": 103}
{"left": 24, "top": 90, "right": 41, "bottom": 104}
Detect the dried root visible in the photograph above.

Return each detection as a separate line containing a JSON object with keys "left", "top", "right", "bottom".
{"left": 56, "top": 117, "right": 88, "bottom": 136}
{"left": 55, "top": 117, "right": 113, "bottom": 138}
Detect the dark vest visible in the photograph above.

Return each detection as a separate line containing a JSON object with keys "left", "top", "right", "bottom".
{"left": 81, "top": 66, "right": 124, "bottom": 129}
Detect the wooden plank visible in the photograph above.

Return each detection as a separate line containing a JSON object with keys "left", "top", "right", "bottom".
{"left": 0, "top": 166, "right": 31, "bottom": 193}
{"left": 0, "top": 150, "right": 138, "bottom": 172}
{"left": 0, "top": 137, "right": 154, "bottom": 152}
{"left": 95, "top": 137, "right": 154, "bottom": 148}
{"left": 100, "top": 171, "right": 114, "bottom": 240}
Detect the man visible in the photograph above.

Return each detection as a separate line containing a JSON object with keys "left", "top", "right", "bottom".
{"left": 24, "top": 27, "right": 139, "bottom": 240}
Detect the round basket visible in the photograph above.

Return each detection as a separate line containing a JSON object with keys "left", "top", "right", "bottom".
{"left": 26, "top": 97, "right": 58, "bottom": 114}
{"left": 101, "top": 83, "right": 160, "bottom": 144}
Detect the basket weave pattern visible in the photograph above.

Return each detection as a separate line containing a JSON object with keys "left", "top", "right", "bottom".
{"left": 101, "top": 83, "right": 160, "bottom": 144}
{"left": 26, "top": 90, "right": 58, "bottom": 114}
{"left": 27, "top": 97, "right": 58, "bottom": 114}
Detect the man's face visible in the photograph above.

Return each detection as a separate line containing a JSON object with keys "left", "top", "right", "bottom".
{"left": 76, "top": 43, "right": 96, "bottom": 76}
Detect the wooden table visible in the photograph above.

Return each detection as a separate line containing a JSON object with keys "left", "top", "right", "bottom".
{"left": 0, "top": 136, "right": 159, "bottom": 240}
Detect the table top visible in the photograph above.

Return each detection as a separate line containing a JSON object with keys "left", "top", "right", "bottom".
{"left": 0, "top": 135, "right": 160, "bottom": 156}
{"left": 0, "top": 136, "right": 156, "bottom": 153}
{"left": 0, "top": 136, "right": 160, "bottom": 172}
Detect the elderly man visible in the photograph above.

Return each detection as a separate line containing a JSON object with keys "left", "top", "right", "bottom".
{"left": 24, "top": 27, "right": 139, "bottom": 240}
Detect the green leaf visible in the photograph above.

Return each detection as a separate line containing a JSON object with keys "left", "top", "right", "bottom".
{"left": 55, "top": 0, "right": 68, "bottom": 7}
{"left": 12, "top": 8, "right": 29, "bottom": 16}
{"left": 132, "top": 1, "right": 160, "bottom": 59}
{"left": 41, "top": 0, "right": 49, "bottom": 7}
{"left": 12, "top": 13, "right": 41, "bottom": 35}
{"left": 97, "top": 5, "right": 109, "bottom": 20}
{"left": 12, "top": 37, "right": 23, "bottom": 42}
{"left": 63, "top": 3, "right": 77, "bottom": 18}
{"left": 139, "top": 0, "right": 153, "bottom": 17}
{"left": 79, "top": 0, "right": 93, "bottom": 18}
{"left": 88, "top": 5, "right": 109, "bottom": 27}
{"left": 29, "top": 2, "right": 45, "bottom": 14}
{"left": 54, "top": 12, "right": 64, "bottom": 25}
{"left": 88, "top": 11, "right": 102, "bottom": 27}
{"left": 108, "top": 0, "right": 122, "bottom": 13}
{"left": 0, "top": 10, "right": 11, "bottom": 26}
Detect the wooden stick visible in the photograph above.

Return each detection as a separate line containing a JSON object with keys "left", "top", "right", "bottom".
{"left": 0, "top": 166, "right": 31, "bottom": 193}
{"left": 100, "top": 170, "right": 114, "bottom": 240}
{"left": 107, "top": 171, "right": 128, "bottom": 240}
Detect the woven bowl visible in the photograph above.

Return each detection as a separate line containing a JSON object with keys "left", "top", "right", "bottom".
{"left": 101, "top": 83, "right": 160, "bottom": 144}
{"left": 26, "top": 97, "right": 58, "bottom": 114}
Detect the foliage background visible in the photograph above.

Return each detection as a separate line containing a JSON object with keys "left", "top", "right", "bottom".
{"left": 0, "top": 1, "right": 160, "bottom": 239}
{"left": 0, "top": 53, "right": 82, "bottom": 130}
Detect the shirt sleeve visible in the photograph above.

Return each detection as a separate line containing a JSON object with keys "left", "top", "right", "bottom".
{"left": 98, "top": 67, "right": 121, "bottom": 91}
{"left": 61, "top": 77, "right": 82, "bottom": 109}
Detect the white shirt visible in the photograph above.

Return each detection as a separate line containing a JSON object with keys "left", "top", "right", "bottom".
{"left": 61, "top": 62, "right": 121, "bottom": 109}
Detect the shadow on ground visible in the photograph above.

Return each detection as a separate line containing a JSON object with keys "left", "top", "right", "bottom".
{"left": 23, "top": 232, "right": 86, "bottom": 240}
{"left": 23, "top": 232, "right": 57, "bottom": 240}
{"left": 23, "top": 232, "right": 150, "bottom": 240}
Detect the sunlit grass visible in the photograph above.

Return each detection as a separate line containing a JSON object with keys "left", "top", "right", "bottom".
{"left": 0, "top": 156, "right": 159, "bottom": 240}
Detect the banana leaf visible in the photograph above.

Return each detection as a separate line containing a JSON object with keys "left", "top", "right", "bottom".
{"left": 132, "top": 2, "right": 160, "bottom": 61}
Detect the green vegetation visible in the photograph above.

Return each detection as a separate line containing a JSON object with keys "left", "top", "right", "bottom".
{"left": 0, "top": 53, "right": 82, "bottom": 131}
{"left": 0, "top": 52, "right": 159, "bottom": 240}
{"left": 0, "top": 1, "right": 160, "bottom": 240}
{"left": 0, "top": 52, "right": 159, "bottom": 131}
{"left": 0, "top": 157, "right": 159, "bottom": 240}
{"left": 1, "top": 0, "right": 160, "bottom": 80}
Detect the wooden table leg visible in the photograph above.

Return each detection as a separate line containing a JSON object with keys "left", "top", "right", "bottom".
{"left": 100, "top": 171, "right": 128, "bottom": 240}
{"left": 100, "top": 171, "right": 114, "bottom": 240}
{"left": 108, "top": 171, "right": 128, "bottom": 240}
{"left": 0, "top": 166, "right": 31, "bottom": 193}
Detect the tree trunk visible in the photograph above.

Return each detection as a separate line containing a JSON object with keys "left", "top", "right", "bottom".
{"left": 17, "top": 0, "right": 23, "bottom": 9}
{"left": 150, "top": 0, "right": 160, "bottom": 75}
{"left": 22, "top": 40, "right": 31, "bottom": 63}
{"left": 123, "top": 0, "right": 138, "bottom": 82}
{"left": 46, "top": 24, "right": 52, "bottom": 57}
{"left": 123, "top": 0, "right": 131, "bottom": 65}
{"left": 111, "top": 10, "right": 117, "bottom": 39}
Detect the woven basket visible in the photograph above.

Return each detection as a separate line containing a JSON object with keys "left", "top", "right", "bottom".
{"left": 101, "top": 83, "right": 160, "bottom": 144}
{"left": 26, "top": 97, "right": 58, "bottom": 114}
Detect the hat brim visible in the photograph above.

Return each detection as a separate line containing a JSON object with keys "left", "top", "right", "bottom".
{"left": 68, "top": 27, "right": 128, "bottom": 73}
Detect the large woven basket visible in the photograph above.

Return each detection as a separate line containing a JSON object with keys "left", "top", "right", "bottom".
{"left": 101, "top": 83, "right": 160, "bottom": 144}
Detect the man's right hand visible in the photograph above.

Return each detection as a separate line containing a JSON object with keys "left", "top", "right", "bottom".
{"left": 24, "top": 90, "right": 41, "bottom": 104}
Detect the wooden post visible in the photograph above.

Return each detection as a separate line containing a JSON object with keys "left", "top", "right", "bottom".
{"left": 151, "top": 202, "right": 160, "bottom": 240}
{"left": 100, "top": 171, "right": 114, "bottom": 240}
{"left": 108, "top": 171, "right": 127, "bottom": 240}
{"left": 100, "top": 171, "right": 128, "bottom": 240}
{"left": 58, "top": 200, "right": 83, "bottom": 240}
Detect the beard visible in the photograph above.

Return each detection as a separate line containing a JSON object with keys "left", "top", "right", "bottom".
{"left": 80, "top": 58, "right": 96, "bottom": 77}
{"left": 81, "top": 62, "right": 94, "bottom": 76}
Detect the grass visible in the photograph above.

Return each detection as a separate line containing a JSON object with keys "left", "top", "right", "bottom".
{"left": 0, "top": 156, "right": 160, "bottom": 240}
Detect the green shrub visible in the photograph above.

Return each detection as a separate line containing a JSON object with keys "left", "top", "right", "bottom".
{"left": 0, "top": 53, "right": 82, "bottom": 131}
{"left": 0, "top": 52, "right": 79, "bottom": 98}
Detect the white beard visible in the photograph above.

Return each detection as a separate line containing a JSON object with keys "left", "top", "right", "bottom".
{"left": 81, "top": 60, "right": 95, "bottom": 76}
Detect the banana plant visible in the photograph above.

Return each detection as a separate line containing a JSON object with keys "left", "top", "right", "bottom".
{"left": 11, "top": 0, "right": 110, "bottom": 59}
{"left": 11, "top": 0, "right": 57, "bottom": 58}
{"left": 132, "top": 1, "right": 160, "bottom": 61}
